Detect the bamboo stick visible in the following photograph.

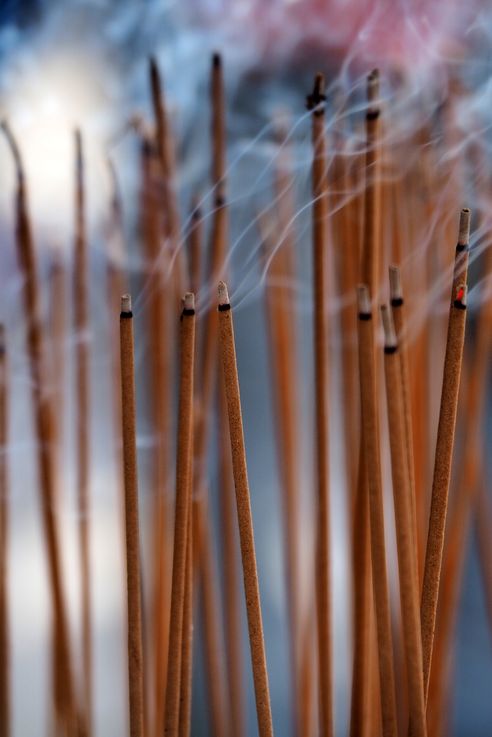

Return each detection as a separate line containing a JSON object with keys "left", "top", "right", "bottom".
{"left": 356, "top": 286, "right": 397, "bottom": 737}
{"left": 420, "top": 208, "right": 470, "bottom": 701}
{"left": 1, "top": 120, "right": 78, "bottom": 735}
{"left": 73, "top": 130, "right": 92, "bottom": 732}
{"left": 306, "top": 72, "right": 333, "bottom": 737}
{"left": 381, "top": 306, "right": 426, "bottom": 737}
{"left": 0, "top": 326, "right": 9, "bottom": 737}
{"left": 164, "top": 294, "right": 196, "bottom": 737}
{"left": 120, "top": 294, "right": 145, "bottom": 737}
{"left": 218, "top": 281, "right": 274, "bottom": 737}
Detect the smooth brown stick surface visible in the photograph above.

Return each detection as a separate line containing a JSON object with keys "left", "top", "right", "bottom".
{"left": 49, "top": 253, "right": 66, "bottom": 437}
{"left": 420, "top": 208, "right": 470, "bottom": 701}
{"left": 218, "top": 282, "right": 274, "bottom": 737}
{"left": 356, "top": 287, "right": 397, "bottom": 737}
{"left": 73, "top": 130, "right": 92, "bottom": 732}
{"left": 0, "top": 327, "right": 9, "bottom": 737}
{"left": 120, "top": 295, "right": 145, "bottom": 737}
{"left": 177, "top": 505, "right": 194, "bottom": 737}
{"left": 164, "top": 295, "right": 195, "bottom": 737}
{"left": 361, "top": 70, "right": 382, "bottom": 296}
{"left": 211, "top": 52, "right": 226, "bottom": 200}
{"left": 1, "top": 121, "right": 78, "bottom": 734}
{"left": 306, "top": 72, "right": 333, "bottom": 737}
{"left": 381, "top": 306, "right": 426, "bottom": 737}
{"left": 218, "top": 376, "right": 245, "bottom": 737}
{"left": 389, "top": 267, "right": 419, "bottom": 578}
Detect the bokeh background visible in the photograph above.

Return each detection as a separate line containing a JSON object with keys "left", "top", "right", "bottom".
{"left": 0, "top": 1, "right": 492, "bottom": 736}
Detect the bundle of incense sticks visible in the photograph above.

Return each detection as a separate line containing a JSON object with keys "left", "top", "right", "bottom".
{"left": 1, "top": 53, "right": 491, "bottom": 737}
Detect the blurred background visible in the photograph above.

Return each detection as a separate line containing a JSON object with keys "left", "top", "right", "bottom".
{"left": 0, "top": 1, "right": 491, "bottom": 736}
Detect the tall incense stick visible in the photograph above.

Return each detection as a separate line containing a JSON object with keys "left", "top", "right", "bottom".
{"left": 306, "top": 72, "right": 333, "bottom": 737}
{"left": 381, "top": 306, "right": 426, "bottom": 737}
{"left": 356, "top": 286, "right": 397, "bottom": 737}
{"left": 1, "top": 120, "right": 78, "bottom": 733}
{"left": 73, "top": 129, "right": 92, "bottom": 732}
{"left": 164, "top": 294, "right": 195, "bottom": 737}
{"left": 120, "top": 294, "right": 145, "bottom": 737}
{"left": 218, "top": 282, "right": 274, "bottom": 737}
{"left": 0, "top": 326, "right": 9, "bottom": 737}
{"left": 420, "top": 208, "right": 470, "bottom": 701}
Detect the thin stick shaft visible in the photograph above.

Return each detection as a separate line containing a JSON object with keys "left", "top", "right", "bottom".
{"left": 218, "top": 283, "right": 274, "bottom": 737}
{"left": 164, "top": 297, "right": 195, "bottom": 737}
{"left": 356, "top": 289, "right": 397, "bottom": 737}
{"left": 120, "top": 296, "right": 145, "bottom": 737}
{"left": 307, "top": 73, "right": 333, "bottom": 737}
{"left": 420, "top": 211, "right": 470, "bottom": 700}
{"left": 177, "top": 504, "right": 194, "bottom": 737}
{"left": 74, "top": 130, "right": 92, "bottom": 731}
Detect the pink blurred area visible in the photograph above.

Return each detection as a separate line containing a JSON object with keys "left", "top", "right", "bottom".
{"left": 189, "top": 0, "right": 474, "bottom": 69}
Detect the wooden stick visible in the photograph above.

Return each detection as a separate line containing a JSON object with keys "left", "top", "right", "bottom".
{"left": 389, "top": 266, "right": 419, "bottom": 577}
{"left": 0, "top": 326, "right": 9, "bottom": 737}
{"left": 120, "top": 294, "right": 145, "bottom": 737}
{"left": 177, "top": 501, "right": 194, "bottom": 737}
{"left": 380, "top": 306, "right": 426, "bottom": 737}
{"left": 1, "top": 120, "right": 78, "bottom": 734}
{"left": 218, "top": 378, "right": 245, "bottom": 737}
{"left": 73, "top": 129, "right": 92, "bottom": 733}
{"left": 361, "top": 70, "right": 382, "bottom": 297}
{"left": 356, "top": 286, "right": 397, "bottom": 737}
{"left": 306, "top": 72, "right": 333, "bottom": 737}
{"left": 164, "top": 294, "right": 196, "bottom": 737}
{"left": 218, "top": 281, "right": 274, "bottom": 737}
{"left": 49, "top": 252, "right": 66, "bottom": 436}
{"left": 420, "top": 208, "right": 470, "bottom": 701}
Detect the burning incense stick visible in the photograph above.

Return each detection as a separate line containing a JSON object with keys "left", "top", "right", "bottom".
{"left": 218, "top": 281, "right": 274, "bottom": 737}
{"left": 420, "top": 208, "right": 470, "bottom": 701}
{"left": 164, "top": 294, "right": 196, "bottom": 737}
{"left": 1, "top": 120, "right": 79, "bottom": 733}
{"left": 178, "top": 509, "right": 194, "bottom": 737}
{"left": 306, "top": 72, "right": 333, "bottom": 737}
{"left": 0, "top": 326, "right": 9, "bottom": 737}
{"left": 361, "top": 70, "right": 382, "bottom": 296}
{"left": 119, "top": 294, "right": 145, "bottom": 737}
{"left": 356, "top": 286, "right": 397, "bottom": 737}
{"left": 381, "top": 306, "right": 426, "bottom": 737}
{"left": 73, "top": 129, "right": 92, "bottom": 732}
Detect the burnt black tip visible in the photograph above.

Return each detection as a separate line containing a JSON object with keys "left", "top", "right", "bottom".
{"left": 384, "top": 345, "right": 398, "bottom": 354}
{"left": 358, "top": 312, "right": 371, "bottom": 321}
{"left": 181, "top": 308, "right": 196, "bottom": 319}
{"left": 218, "top": 303, "right": 231, "bottom": 312}
{"left": 120, "top": 311, "right": 133, "bottom": 319}
{"left": 366, "top": 109, "right": 380, "bottom": 121}
{"left": 453, "top": 300, "right": 467, "bottom": 310}
{"left": 306, "top": 72, "right": 326, "bottom": 112}
{"left": 391, "top": 297, "right": 404, "bottom": 308}
{"left": 212, "top": 52, "right": 222, "bottom": 68}
{"left": 456, "top": 243, "right": 468, "bottom": 253}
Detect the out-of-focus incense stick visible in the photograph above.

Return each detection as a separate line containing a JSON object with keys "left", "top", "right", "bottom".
{"left": 0, "top": 326, "right": 9, "bottom": 737}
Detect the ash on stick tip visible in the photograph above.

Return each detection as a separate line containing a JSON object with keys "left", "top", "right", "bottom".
{"left": 458, "top": 208, "right": 471, "bottom": 245}
{"left": 218, "top": 281, "right": 230, "bottom": 306}
{"left": 183, "top": 292, "right": 195, "bottom": 311}
{"left": 212, "top": 51, "right": 222, "bottom": 69}
{"left": 454, "top": 284, "right": 467, "bottom": 309}
{"left": 306, "top": 72, "right": 326, "bottom": 111}
{"left": 357, "top": 284, "right": 371, "bottom": 316}
{"left": 389, "top": 265, "right": 403, "bottom": 302}
{"left": 121, "top": 294, "right": 132, "bottom": 313}
{"left": 380, "top": 304, "right": 397, "bottom": 349}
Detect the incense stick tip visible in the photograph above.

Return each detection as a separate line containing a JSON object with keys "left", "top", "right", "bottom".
{"left": 212, "top": 51, "right": 222, "bottom": 69}
{"left": 307, "top": 72, "right": 326, "bottom": 111}
{"left": 121, "top": 294, "right": 132, "bottom": 314}
{"left": 183, "top": 292, "right": 195, "bottom": 312}
{"left": 218, "top": 281, "right": 230, "bottom": 306}
{"left": 380, "top": 304, "right": 397, "bottom": 349}
{"left": 458, "top": 207, "right": 471, "bottom": 246}
{"left": 454, "top": 283, "right": 467, "bottom": 309}
{"left": 357, "top": 284, "right": 371, "bottom": 316}
{"left": 389, "top": 265, "right": 403, "bottom": 303}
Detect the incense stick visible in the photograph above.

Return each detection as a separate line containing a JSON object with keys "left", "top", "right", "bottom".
{"left": 1, "top": 120, "right": 78, "bottom": 733}
{"left": 356, "top": 286, "right": 397, "bottom": 737}
{"left": 120, "top": 294, "right": 145, "bottom": 737}
{"left": 380, "top": 306, "right": 426, "bottom": 737}
{"left": 73, "top": 129, "right": 92, "bottom": 732}
{"left": 177, "top": 504, "right": 194, "bottom": 737}
{"left": 164, "top": 294, "right": 196, "bottom": 737}
{"left": 0, "top": 326, "right": 9, "bottom": 737}
{"left": 361, "top": 69, "right": 382, "bottom": 296}
{"left": 420, "top": 208, "right": 470, "bottom": 701}
{"left": 218, "top": 281, "right": 274, "bottom": 737}
{"left": 306, "top": 72, "right": 333, "bottom": 737}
